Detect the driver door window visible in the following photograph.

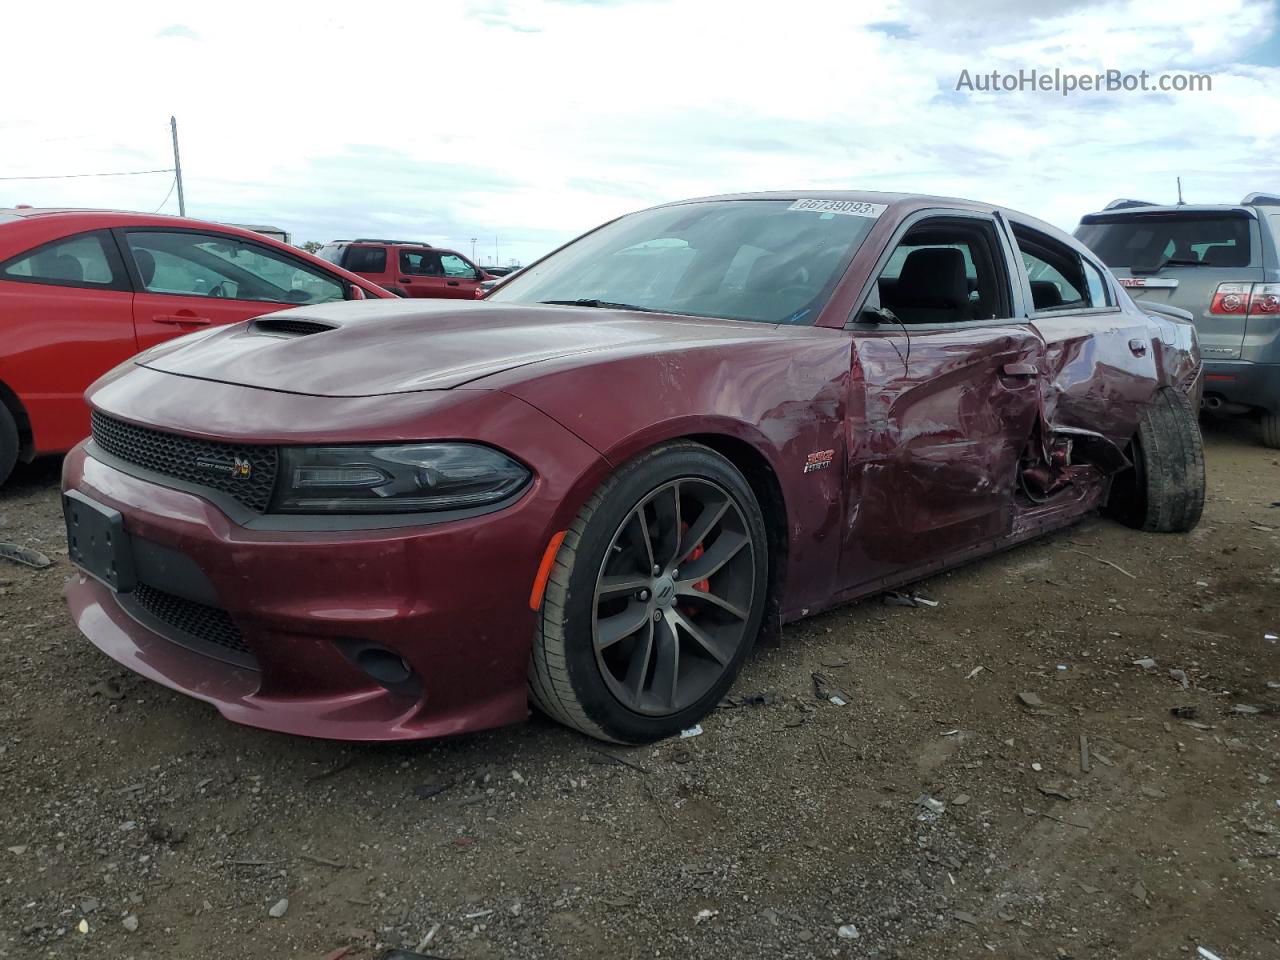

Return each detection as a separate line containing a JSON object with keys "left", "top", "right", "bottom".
{"left": 124, "top": 231, "right": 344, "bottom": 305}
{"left": 440, "top": 254, "right": 477, "bottom": 278}
{"left": 874, "top": 217, "right": 1012, "bottom": 324}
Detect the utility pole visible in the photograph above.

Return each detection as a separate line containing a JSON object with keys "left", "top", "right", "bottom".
{"left": 1176, "top": 176, "right": 1184, "bottom": 206}
{"left": 470, "top": 237, "right": 478, "bottom": 262}
{"left": 494, "top": 236, "right": 499, "bottom": 266}
{"left": 170, "top": 115, "right": 186, "bottom": 217}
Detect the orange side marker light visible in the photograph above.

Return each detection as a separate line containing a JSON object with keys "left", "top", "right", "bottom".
{"left": 529, "top": 531, "right": 567, "bottom": 611}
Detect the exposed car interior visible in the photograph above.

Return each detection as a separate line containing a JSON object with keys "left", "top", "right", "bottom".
{"left": 1012, "top": 225, "right": 1092, "bottom": 311}
{"left": 874, "top": 218, "right": 1011, "bottom": 323}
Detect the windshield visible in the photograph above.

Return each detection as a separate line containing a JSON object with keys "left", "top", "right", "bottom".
{"left": 488, "top": 199, "right": 880, "bottom": 324}
{"left": 1077, "top": 213, "right": 1255, "bottom": 269}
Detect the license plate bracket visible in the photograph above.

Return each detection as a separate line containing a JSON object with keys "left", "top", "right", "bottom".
{"left": 63, "top": 490, "right": 136, "bottom": 592}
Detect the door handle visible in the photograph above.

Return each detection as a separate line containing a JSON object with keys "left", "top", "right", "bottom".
{"left": 1001, "top": 362, "right": 1037, "bottom": 377}
{"left": 399, "top": 278, "right": 412, "bottom": 283}
{"left": 1128, "top": 338, "right": 1149, "bottom": 357}
{"left": 153, "top": 314, "right": 212, "bottom": 326}
{"left": 446, "top": 280, "right": 460, "bottom": 286}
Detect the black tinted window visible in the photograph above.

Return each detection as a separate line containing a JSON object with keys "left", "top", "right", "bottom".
{"left": 1078, "top": 214, "right": 1252, "bottom": 269}
{"left": 2, "top": 232, "right": 120, "bottom": 288}
{"left": 344, "top": 246, "right": 387, "bottom": 272}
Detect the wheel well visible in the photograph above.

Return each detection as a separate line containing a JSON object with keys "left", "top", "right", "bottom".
{"left": 0, "top": 380, "right": 34, "bottom": 461}
{"left": 685, "top": 433, "right": 788, "bottom": 636}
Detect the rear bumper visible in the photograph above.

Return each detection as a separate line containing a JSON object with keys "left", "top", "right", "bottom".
{"left": 60, "top": 433, "right": 592, "bottom": 741}
{"left": 1201, "top": 360, "right": 1280, "bottom": 414}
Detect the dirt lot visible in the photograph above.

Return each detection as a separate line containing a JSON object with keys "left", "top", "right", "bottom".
{"left": 1, "top": 421, "right": 1277, "bottom": 960}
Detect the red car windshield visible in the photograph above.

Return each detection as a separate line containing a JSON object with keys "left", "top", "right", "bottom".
{"left": 489, "top": 199, "right": 880, "bottom": 325}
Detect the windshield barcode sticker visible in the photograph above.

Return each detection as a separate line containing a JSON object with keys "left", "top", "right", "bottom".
{"left": 788, "top": 198, "right": 887, "bottom": 218}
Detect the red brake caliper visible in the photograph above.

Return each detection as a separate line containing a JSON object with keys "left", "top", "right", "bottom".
{"left": 681, "top": 522, "right": 711, "bottom": 595}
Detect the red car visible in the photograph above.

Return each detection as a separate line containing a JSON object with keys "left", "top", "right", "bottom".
{"left": 315, "top": 239, "right": 493, "bottom": 299}
{"left": 62, "top": 192, "right": 1205, "bottom": 744}
{"left": 0, "top": 209, "right": 392, "bottom": 485}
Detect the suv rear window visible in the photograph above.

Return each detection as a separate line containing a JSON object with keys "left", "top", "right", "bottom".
{"left": 1077, "top": 213, "right": 1253, "bottom": 269}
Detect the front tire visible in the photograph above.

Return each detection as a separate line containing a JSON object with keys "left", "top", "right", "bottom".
{"left": 529, "top": 442, "right": 769, "bottom": 743}
{"left": 1107, "top": 387, "right": 1205, "bottom": 532}
{"left": 0, "top": 404, "right": 18, "bottom": 488}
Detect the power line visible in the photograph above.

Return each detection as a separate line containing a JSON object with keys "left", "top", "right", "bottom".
{"left": 152, "top": 177, "right": 178, "bottom": 214}
{"left": 0, "top": 167, "right": 173, "bottom": 182}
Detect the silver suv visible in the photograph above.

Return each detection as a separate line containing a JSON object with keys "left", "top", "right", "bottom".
{"left": 1076, "top": 193, "right": 1280, "bottom": 447}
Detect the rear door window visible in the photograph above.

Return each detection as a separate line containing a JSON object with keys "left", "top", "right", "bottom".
{"left": 343, "top": 246, "right": 387, "bottom": 273}
{"left": 1013, "top": 225, "right": 1111, "bottom": 312}
{"left": 1077, "top": 214, "right": 1254, "bottom": 269}
{"left": 1, "top": 231, "right": 125, "bottom": 289}
{"left": 399, "top": 250, "right": 443, "bottom": 275}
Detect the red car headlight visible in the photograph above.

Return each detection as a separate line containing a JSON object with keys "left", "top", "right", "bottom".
{"left": 273, "top": 443, "right": 531, "bottom": 514}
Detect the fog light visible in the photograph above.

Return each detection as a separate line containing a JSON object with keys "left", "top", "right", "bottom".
{"left": 335, "top": 640, "right": 422, "bottom": 697}
{"left": 355, "top": 648, "right": 413, "bottom": 685}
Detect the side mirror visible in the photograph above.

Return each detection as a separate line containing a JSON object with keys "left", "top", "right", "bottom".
{"left": 348, "top": 284, "right": 367, "bottom": 301}
{"left": 860, "top": 305, "right": 899, "bottom": 324}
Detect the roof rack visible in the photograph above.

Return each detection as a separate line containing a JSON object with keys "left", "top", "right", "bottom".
{"left": 1241, "top": 192, "right": 1280, "bottom": 206}
{"left": 1103, "top": 198, "right": 1158, "bottom": 210}
{"left": 349, "top": 238, "right": 432, "bottom": 247}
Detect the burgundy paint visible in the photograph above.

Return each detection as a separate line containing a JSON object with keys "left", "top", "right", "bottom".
{"left": 63, "top": 192, "right": 1201, "bottom": 740}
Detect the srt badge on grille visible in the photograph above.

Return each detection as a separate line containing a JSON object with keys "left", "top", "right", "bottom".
{"left": 195, "top": 455, "right": 253, "bottom": 480}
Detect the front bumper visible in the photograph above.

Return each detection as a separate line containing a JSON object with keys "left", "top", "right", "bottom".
{"left": 1202, "top": 360, "right": 1280, "bottom": 415}
{"left": 62, "top": 428, "right": 597, "bottom": 741}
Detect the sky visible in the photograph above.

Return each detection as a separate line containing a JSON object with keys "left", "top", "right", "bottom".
{"left": 1, "top": 0, "right": 1277, "bottom": 266}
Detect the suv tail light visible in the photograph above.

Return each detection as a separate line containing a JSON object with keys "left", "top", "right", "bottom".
{"left": 1249, "top": 283, "right": 1280, "bottom": 315}
{"left": 1209, "top": 282, "right": 1250, "bottom": 314}
{"left": 1209, "top": 282, "right": 1280, "bottom": 316}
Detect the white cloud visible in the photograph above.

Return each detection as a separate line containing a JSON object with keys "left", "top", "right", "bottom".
{"left": 1, "top": 0, "right": 1276, "bottom": 264}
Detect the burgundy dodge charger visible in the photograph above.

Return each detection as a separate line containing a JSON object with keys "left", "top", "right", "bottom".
{"left": 62, "top": 192, "right": 1205, "bottom": 743}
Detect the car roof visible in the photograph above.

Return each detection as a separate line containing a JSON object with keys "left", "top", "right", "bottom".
{"left": 0, "top": 207, "right": 288, "bottom": 235}
{"left": 1080, "top": 203, "right": 1261, "bottom": 220}
{"left": 648, "top": 189, "right": 1086, "bottom": 251}
{"left": 665, "top": 189, "right": 990, "bottom": 210}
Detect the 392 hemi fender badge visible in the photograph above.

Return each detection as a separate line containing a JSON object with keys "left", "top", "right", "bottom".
{"left": 803, "top": 449, "right": 835, "bottom": 473}
{"left": 195, "top": 455, "right": 253, "bottom": 480}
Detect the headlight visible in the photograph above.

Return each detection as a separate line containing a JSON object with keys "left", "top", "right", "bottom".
{"left": 273, "top": 444, "right": 531, "bottom": 514}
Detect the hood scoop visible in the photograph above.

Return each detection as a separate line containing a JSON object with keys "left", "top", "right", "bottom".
{"left": 252, "top": 317, "right": 337, "bottom": 338}
{"left": 140, "top": 300, "right": 776, "bottom": 397}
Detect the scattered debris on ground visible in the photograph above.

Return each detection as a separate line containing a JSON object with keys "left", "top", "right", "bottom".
{"left": 2, "top": 424, "right": 1277, "bottom": 959}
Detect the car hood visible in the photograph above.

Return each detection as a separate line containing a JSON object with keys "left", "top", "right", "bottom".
{"left": 136, "top": 299, "right": 786, "bottom": 398}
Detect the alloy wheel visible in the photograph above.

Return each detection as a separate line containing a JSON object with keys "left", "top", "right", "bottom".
{"left": 591, "top": 478, "right": 756, "bottom": 716}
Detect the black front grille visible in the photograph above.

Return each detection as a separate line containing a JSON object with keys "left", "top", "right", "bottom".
{"left": 91, "top": 412, "right": 278, "bottom": 513}
{"left": 130, "top": 582, "right": 256, "bottom": 666}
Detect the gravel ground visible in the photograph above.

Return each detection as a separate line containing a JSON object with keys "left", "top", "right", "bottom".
{"left": 1, "top": 419, "right": 1277, "bottom": 960}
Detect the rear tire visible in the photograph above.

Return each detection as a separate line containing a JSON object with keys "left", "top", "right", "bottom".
{"left": 1262, "top": 411, "right": 1280, "bottom": 449}
{"left": 529, "top": 441, "right": 768, "bottom": 743}
{"left": 1108, "top": 387, "right": 1205, "bottom": 532}
{"left": 0, "top": 404, "right": 18, "bottom": 488}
